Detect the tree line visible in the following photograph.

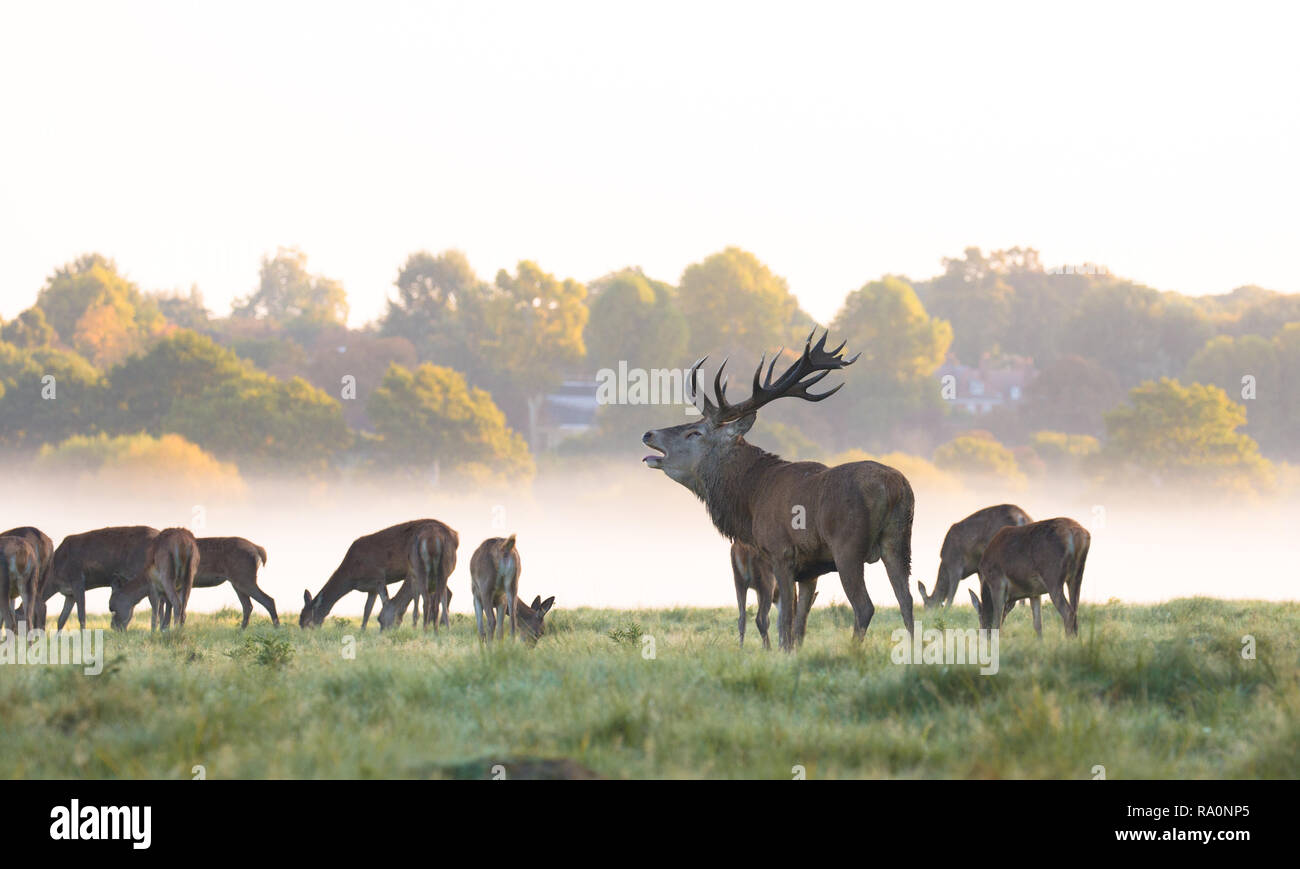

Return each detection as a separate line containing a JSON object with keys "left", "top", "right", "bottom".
{"left": 1, "top": 245, "right": 1294, "bottom": 493}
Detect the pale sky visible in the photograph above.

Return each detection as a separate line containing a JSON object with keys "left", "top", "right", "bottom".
{"left": 1, "top": 0, "right": 1296, "bottom": 328}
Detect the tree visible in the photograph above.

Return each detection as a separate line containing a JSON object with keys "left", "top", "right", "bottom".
{"left": 105, "top": 330, "right": 252, "bottom": 435}
{"left": 1063, "top": 282, "right": 1212, "bottom": 386}
{"left": 913, "top": 247, "right": 1016, "bottom": 363}
{"left": 1185, "top": 331, "right": 1294, "bottom": 458}
{"left": 677, "top": 248, "right": 802, "bottom": 356}
{"left": 932, "top": 431, "right": 1024, "bottom": 484}
{"left": 34, "top": 253, "right": 164, "bottom": 367}
{"left": 829, "top": 276, "right": 952, "bottom": 445}
{"left": 367, "top": 363, "right": 533, "bottom": 482}
{"left": 1019, "top": 354, "right": 1124, "bottom": 436}
{"left": 165, "top": 372, "right": 352, "bottom": 475}
{"left": 380, "top": 249, "right": 486, "bottom": 366}
{"left": 1, "top": 307, "right": 56, "bottom": 349}
{"left": 151, "top": 286, "right": 211, "bottom": 331}
{"left": 1097, "top": 378, "right": 1273, "bottom": 493}
{"left": 233, "top": 247, "right": 349, "bottom": 332}
{"left": 0, "top": 341, "right": 106, "bottom": 449}
{"left": 584, "top": 268, "right": 687, "bottom": 371}
{"left": 35, "top": 432, "right": 245, "bottom": 500}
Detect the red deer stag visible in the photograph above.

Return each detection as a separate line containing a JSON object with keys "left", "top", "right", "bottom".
{"left": 302, "top": 520, "right": 457, "bottom": 630}
{"left": 43, "top": 526, "right": 160, "bottom": 630}
{"left": 731, "top": 541, "right": 817, "bottom": 648}
{"left": 643, "top": 331, "right": 915, "bottom": 650}
{"left": 968, "top": 517, "right": 1090, "bottom": 638}
{"left": 0, "top": 536, "right": 39, "bottom": 636}
{"left": 110, "top": 536, "right": 276, "bottom": 630}
{"left": 918, "top": 504, "right": 1032, "bottom": 610}
{"left": 142, "top": 528, "right": 200, "bottom": 630}
{"left": 469, "top": 535, "right": 523, "bottom": 641}
{"left": 1, "top": 526, "right": 52, "bottom": 629}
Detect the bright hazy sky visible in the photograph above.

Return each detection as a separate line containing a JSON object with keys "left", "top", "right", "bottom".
{"left": 2, "top": 1, "right": 1296, "bottom": 328}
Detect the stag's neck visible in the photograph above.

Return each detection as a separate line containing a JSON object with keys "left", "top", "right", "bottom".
{"left": 688, "top": 439, "right": 785, "bottom": 544}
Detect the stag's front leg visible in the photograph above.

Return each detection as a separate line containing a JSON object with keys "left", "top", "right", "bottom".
{"left": 755, "top": 581, "right": 773, "bottom": 650}
{"left": 1030, "top": 596, "right": 1042, "bottom": 638}
{"left": 734, "top": 579, "right": 748, "bottom": 647}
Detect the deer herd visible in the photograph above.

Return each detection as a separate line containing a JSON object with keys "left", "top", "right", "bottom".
{"left": 0, "top": 331, "right": 1090, "bottom": 652}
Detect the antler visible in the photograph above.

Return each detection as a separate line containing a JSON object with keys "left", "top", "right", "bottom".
{"left": 687, "top": 330, "right": 859, "bottom": 423}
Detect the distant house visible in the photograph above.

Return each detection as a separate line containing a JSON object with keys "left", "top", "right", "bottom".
{"left": 534, "top": 378, "right": 600, "bottom": 450}
{"left": 937, "top": 354, "right": 1037, "bottom": 415}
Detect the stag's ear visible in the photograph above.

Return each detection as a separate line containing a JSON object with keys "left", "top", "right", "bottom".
{"left": 721, "top": 412, "right": 756, "bottom": 438}
{"left": 537, "top": 596, "right": 555, "bottom": 616}
{"left": 968, "top": 589, "right": 981, "bottom": 612}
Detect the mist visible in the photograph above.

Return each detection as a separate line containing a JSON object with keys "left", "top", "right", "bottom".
{"left": 12, "top": 455, "right": 1296, "bottom": 622}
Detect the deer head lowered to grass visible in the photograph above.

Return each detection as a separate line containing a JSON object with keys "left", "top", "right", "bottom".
{"left": 918, "top": 504, "right": 1032, "bottom": 610}
{"left": 642, "top": 330, "right": 916, "bottom": 651}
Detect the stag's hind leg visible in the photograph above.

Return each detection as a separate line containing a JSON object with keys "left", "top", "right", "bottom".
{"left": 1030, "top": 596, "right": 1042, "bottom": 638}
{"left": 834, "top": 557, "right": 875, "bottom": 641}
{"left": 773, "top": 566, "right": 799, "bottom": 651}
{"left": 794, "top": 579, "right": 817, "bottom": 646}
{"left": 882, "top": 545, "right": 915, "bottom": 637}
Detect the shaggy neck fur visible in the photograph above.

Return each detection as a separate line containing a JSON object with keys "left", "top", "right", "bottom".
{"left": 685, "top": 438, "right": 785, "bottom": 543}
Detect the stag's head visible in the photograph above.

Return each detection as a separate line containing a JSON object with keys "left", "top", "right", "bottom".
{"left": 642, "top": 331, "right": 858, "bottom": 486}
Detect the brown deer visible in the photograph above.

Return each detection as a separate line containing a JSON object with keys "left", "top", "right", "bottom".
{"left": 968, "top": 517, "right": 1090, "bottom": 638}
{"left": 470, "top": 535, "right": 523, "bottom": 641}
{"left": 376, "top": 587, "right": 452, "bottom": 629}
{"left": 512, "top": 594, "right": 555, "bottom": 644}
{"left": 731, "top": 541, "right": 817, "bottom": 648}
{"left": 301, "top": 519, "right": 458, "bottom": 630}
{"left": 142, "top": 527, "right": 200, "bottom": 630}
{"left": 1, "top": 526, "right": 52, "bottom": 629}
{"left": 109, "top": 536, "right": 277, "bottom": 630}
{"left": 643, "top": 331, "right": 915, "bottom": 650}
{"left": 42, "top": 526, "right": 161, "bottom": 630}
{"left": 375, "top": 522, "right": 460, "bottom": 631}
{"left": 0, "top": 536, "right": 39, "bottom": 636}
{"left": 918, "top": 504, "right": 1032, "bottom": 610}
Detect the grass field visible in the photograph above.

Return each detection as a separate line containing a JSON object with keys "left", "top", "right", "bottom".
{"left": 1, "top": 598, "right": 1297, "bottom": 779}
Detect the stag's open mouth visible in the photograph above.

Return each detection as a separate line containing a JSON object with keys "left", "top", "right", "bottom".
{"left": 643, "top": 444, "right": 664, "bottom": 469}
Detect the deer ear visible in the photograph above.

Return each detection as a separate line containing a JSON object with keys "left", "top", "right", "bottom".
{"left": 303, "top": 589, "right": 312, "bottom": 607}
{"left": 537, "top": 596, "right": 555, "bottom": 616}
{"left": 722, "top": 412, "right": 756, "bottom": 438}
{"left": 917, "top": 581, "right": 928, "bottom": 599}
{"left": 968, "top": 589, "right": 981, "bottom": 612}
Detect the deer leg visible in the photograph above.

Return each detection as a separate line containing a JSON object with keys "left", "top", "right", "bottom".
{"left": 1046, "top": 584, "right": 1076, "bottom": 637}
{"left": 1031, "top": 596, "right": 1042, "bottom": 638}
{"left": 494, "top": 600, "right": 506, "bottom": 642}
{"left": 440, "top": 589, "right": 451, "bottom": 629}
{"left": 361, "top": 592, "right": 377, "bottom": 630}
{"left": 473, "top": 595, "right": 487, "bottom": 641}
{"left": 794, "top": 579, "right": 817, "bottom": 646}
{"left": 57, "top": 594, "right": 76, "bottom": 631}
{"left": 75, "top": 586, "right": 88, "bottom": 631}
{"left": 147, "top": 586, "right": 160, "bottom": 632}
{"left": 835, "top": 558, "right": 875, "bottom": 641}
{"left": 247, "top": 585, "right": 279, "bottom": 627}
{"left": 488, "top": 602, "right": 500, "bottom": 641}
{"left": 774, "top": 568, "right": 798, "bottom": 651}
{"left": 882, "top": 550, "right": 915, "bottom": 637}
{"left": 234, "top": 590, "right": 253, "bottom": 629}
{"left": 755, "top": 581, "right": 773, "bottom": 650}
{"left": 734, "top": 577, "right": 748, "bottom": 647}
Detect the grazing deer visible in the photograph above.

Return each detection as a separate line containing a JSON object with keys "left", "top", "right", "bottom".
{"left": 643, "top": 331, "right": 915, "bottom": 650}
{"left": 512, "top": 594, "right": 555, "bottom": 644}
{"left": 142, "top": 528, "right": 200, "bottom": 630}
{"left": 1, "top": 526, "right": 52, "bottom": 629}
{"left": 43, "top": 526, "right": 161, "bottom": 630}
{"left": 918, "top": 504, "right": 1032, "bottom": 610}
{"left": 968, "top": 517, "right": 1090, "bottom": 638}
{"left": 376, "top": 522, "right": 460, "bottom": 631}
{"left": 0, "top": 536, "right": 39, "bottom": 636}
{"left": 110, "top": 536, "right": 277, "bottom": 630}
{"left": 301, "top": 519, "right": 458, "bottom": 630}
{"left": 470, "top": 535, "right": 523, "bottom": 641}
{"left": 376, "top": 586, "right": 452, "bottom": 629}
